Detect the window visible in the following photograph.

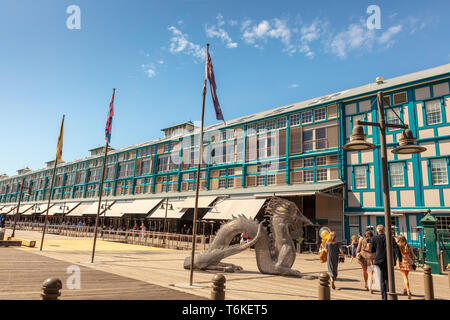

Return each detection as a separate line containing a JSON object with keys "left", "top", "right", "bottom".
{"left": 228, "top": 168, "right": 235, "bottom": 176}
{"left": 352, "top": 114, "right": 365, "bottom": 129}
{"left": 316, "top": 168, "right": 328, "bottom": 181}
{"left": 301, "top": 110, "right": 312, "bottom": 124}
{"left": 393, "top": 92, "right": 407, "bottom": 105}
{"left": 227, "top": 178, "right": 234, "bottom": 188}
{"left": 188, "top": 181, "right": 194, "bottom": 190}
{"left": 256, "top": 175, "right": 265, "bottom": 186}
{"left": 118, "top": 161, "right": 133, "bottom": 178}
{"left": 354, "top": 166, "right": 367, "bottom": 189}
{"left": 425, "top": 100, "right": 442, "bottom": 125}
{"left": 266, "top": 175, "right": 275, "bottom": 185}
{"left": 430, "top": 159, "right": 448, "bottom": 185}
{"left": 389, "top": 163, "right": 405, "bottom": 187}
{"left": 314, "top": 108, "right": 326, "bottom": 121}
{"left": 303, "top": 170, "right": 314, "bottom": 182}
{"left": 386, "top": 108, "right": 401, "bottom": 126}
{"left": 316, "top": 156, "right": 327, "bottom": 166}
{"left": 219, "top": 179, "right": 226, "bottom": 188}
{"left": 303, "top": 130, "right": 313, "bottom": 152}
{"left": 304, "top": 158, "right": 314, "bottom": 167}
{"left": 290, "top": 113, "right": 300, "bottom": 126}
{"left": 219, "top": 169, "right": 227, "bottom": 176}
{"left": 256, "top": 122, "right": 265, "bottom": 133}
{"left": 315, "top": 128, "right": 327, "bottom": 149}
{"left": 267, "top": 119, "right": 277, "bottom": 131}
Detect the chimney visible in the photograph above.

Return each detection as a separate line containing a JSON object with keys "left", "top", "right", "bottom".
{"left": 376, "top": 76, "right": 384, "bottom": 84}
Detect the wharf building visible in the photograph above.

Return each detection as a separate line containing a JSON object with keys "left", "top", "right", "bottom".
{"left": 1, "top": 63, "right": 449, "bottom": 247}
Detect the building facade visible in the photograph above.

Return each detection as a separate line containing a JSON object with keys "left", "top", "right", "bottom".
{"left": 1, "top": 63, "right": 449, "bottom": 246}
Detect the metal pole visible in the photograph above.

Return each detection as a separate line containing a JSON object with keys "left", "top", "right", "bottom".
{"left": 11, "top": 178, "right": 25, "bottom": 238}
{"left": 189, "top": 43, "right": 209, "bottom": 286}
{"left": 377, "top": 91, "right": 398, "bottom": 300}
{"left": 40, "top": 159, "right": 58, "bottom": 251}
{"left": 91, "top": 139, "right": 110, "bottom": 263}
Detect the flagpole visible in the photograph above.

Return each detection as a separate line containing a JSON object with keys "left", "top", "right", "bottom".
{"left": 40, "top": 114, "right": 65, "bottom": 251}
{"left": 189, "top": 44, "right": 209, "bottom": 286}
{"left": 91, "top": 88, "right": 115, "bottom": 263}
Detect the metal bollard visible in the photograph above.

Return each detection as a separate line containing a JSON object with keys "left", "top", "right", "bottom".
{"left": 318, "top": 272, "right": 330, "bottom": 300}
{"left": 210, "top": 274, "right": 226, "bottom": 300}
{"left": 423, "top": 265, "right": 434, "bottom": 300}
{"left": 41, "top": 277, "right": 62, "bottom": 300}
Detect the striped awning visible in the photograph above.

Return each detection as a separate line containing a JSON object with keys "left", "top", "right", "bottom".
{"left": 65, "top": 203, "right": 94, "bottom": 217}
{"left": 80, "top": 201, "right": 116, "bottom": 216}
{"left": 46, "top": 202, "right": 81, "bottom": 217}
{"left": 23, "top": 204, "right": 54, "bottom": 215}
{"left": 103, "top": 199, "right": 163, "bottom": 218}
{"left": 202, "top": 198, "right": 267, "bottom": 220}
{"left": 178, "top": 196, "right": 218, "bottom": 209}
{"left": 147, "top": 200, "right": 185, "bottom": 219}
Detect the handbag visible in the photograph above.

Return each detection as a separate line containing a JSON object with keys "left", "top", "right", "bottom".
{"left": 318, "top": 249, "right": 327, "bottom": 263}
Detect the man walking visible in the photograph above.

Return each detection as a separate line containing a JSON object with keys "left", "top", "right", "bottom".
{"left": 371, "top": 224, "right": 402, "bottom": 300}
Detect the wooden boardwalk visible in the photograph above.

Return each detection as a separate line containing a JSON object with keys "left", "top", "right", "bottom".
{"left": 0, "top": 248, "right": 203, "bottom": 300}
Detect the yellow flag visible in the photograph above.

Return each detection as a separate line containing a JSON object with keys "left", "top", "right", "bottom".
{"left": 56, "top": 115, "right": 65, "bottom": 164}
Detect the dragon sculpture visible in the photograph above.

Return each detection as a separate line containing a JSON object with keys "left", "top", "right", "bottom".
{"left": 184, "top": 197, "right": 315, "bottom": 278}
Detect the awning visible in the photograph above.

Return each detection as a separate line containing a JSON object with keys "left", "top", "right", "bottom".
{"left": 147, "top": 200, "right": 186, "bottom": 219}
{"left": 23, "top": 204, "right": 54, "bottom": 216}
{"left": 103, "top": 201, "right": 133, "bottom": 218}
{"left": 6, "top": 206, "right": 18, "bottom": 216}
{"left": 18, "top": 204, "right": 35, "bottom": 214}
{"left": 80, "top": 200, "right": 116, "bottom": 216}
{"left": 202, "top": 198, "right": 267, "bottom": 220}
{"left": 104, "top": 199, "right": 163, "bottom": 218}
{"left": 46, "top": 202, "right": 81, "bottom": 217}
{"left": 178, "top": 196, "right": 218, "bottom": 209}
{"left": 65, "top": 203, "right": 94, "bottom": 217}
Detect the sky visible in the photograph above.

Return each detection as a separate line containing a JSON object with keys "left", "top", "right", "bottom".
{"left": 0, "top": 0, "right": 449, "bottom": 176}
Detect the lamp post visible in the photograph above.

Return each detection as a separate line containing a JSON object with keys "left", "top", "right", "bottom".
{"left": 11, "top": 178, "right": 32, "bottom": 238}
{"left": 343, "top": 91, "right": 426, "bottom": 300}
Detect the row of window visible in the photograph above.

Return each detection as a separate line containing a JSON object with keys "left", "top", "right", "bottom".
{"left": 353, "top": 158, "right": 449, "bottom": 189}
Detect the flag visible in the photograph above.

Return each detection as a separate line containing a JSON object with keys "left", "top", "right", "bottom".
{"left": 206, "top": 51, "right": 224, "bottom": 121}
{"left": 105, "top": 89, "right": 115, "bottom": 144}
{"left": 56, "top": 115, "right": 65, "bottom": 164}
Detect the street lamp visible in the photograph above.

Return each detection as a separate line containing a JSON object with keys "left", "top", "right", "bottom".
{"left": 11, "top": 179, "right": 32, "bottom": 238}
{"left": 343, "top": 91, "right": 426, "bottom": 300}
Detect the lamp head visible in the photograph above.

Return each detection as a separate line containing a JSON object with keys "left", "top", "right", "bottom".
{"left": 392, "top": 129, "right": 426, "bottom": 154}
{"left": 342, "top": 125, "right": 376, "bottom": 151}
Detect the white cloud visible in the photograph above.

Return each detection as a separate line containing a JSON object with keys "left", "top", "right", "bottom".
{"left": 141, "top": 64, "right": 156, "bottom": 78}
{"left": 168, "top": 26, "right": 205, "bottom": 60}
{"left": 378, "top": 25, "right": 402, "bottom": 46}
{"left": 329, "top": 22, "right": 377, "bottom": 58}
{"left": 327, "top": 20, "right": 405, "bottom": 59}
{"left": 288, "top": 83, "right": 299, "bottom": 88}
{"left": 158, "top": 60, "right": 164, "bottom": 64}
{"left": 241, "top": 18, "right": 292, "bottom": 51}
{"left": 205, "top": 13, "right": 238, "bottom": 49}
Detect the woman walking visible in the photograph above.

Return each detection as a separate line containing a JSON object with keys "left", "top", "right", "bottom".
{"left": 323, "top": 231, "right": 345, "bottom": 289}
{"left": 396, "top": 235, "right": 415, "bottom": 299}
{"left": 346, "top": 235, "right": 359, "bottom": 263}
{"left": 356, "top": 230, "right": 375, "bottom": 293}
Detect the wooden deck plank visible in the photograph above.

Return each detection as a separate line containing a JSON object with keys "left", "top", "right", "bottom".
{"left": 0, "top": 248, "right": 204, "bottom": 300}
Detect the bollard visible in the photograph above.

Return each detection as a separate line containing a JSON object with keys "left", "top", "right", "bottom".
{"left": 318, "top": 272, "right": 330, "bottom": 300}
{"left": 423, "top": 266, "right": 434, "bottom": 300}
{"left": 41, "top": 277, "right": 62, "bottom": 300}
{"left": 210, "top": 274, "right": 226, "bottom": 300}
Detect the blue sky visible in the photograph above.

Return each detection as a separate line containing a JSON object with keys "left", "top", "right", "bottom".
{"left": 0, "top": 0, "right": 449, "bottom": 176}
